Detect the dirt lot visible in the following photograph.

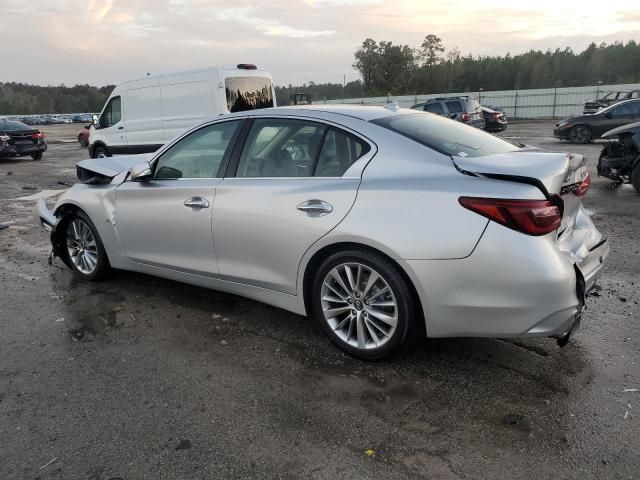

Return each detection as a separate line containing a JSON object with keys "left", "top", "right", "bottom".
{"left": 1, "top": 121, "right": 639, "bottom": 479}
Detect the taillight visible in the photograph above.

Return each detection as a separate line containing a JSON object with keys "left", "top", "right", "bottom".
{"left": 32, "top": 131, "right": 45, "bottom": 140}
{"left": 461, "top": 113, "right": 471, "bottom": 122}
{"left": 574, "top": 173, "right": 590, "bottom": 196}
{"left": 459, "top": 197, "right": 562, "bottom": 236}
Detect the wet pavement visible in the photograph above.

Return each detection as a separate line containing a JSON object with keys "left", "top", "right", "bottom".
{"left": 1, "top": 122, "right": 638, "bottom": 479}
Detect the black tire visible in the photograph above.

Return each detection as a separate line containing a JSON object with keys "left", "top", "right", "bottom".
{"left": 78, "top": 135, "right": 88, "bottom": 147}
{"left": 568, "top": 125, "right": 592, "bottom": 144}
{"left": 31, "top": 151, "right": 43, "bottom": 160}
{"left": 93, "top": 146, "right": 110, "bottom": 158}
{"left": 311, "top": 249, "right": 418, "bottom": 360}
{"left": 61, "top": 210, "right": 110, "bottom": 281}
{"left": 632, "top": 163, "right": 640, "bottom": 193}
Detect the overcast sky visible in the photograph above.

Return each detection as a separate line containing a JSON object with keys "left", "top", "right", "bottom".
{"left": 3, "top": 0, "right": 639, "bottom": 87}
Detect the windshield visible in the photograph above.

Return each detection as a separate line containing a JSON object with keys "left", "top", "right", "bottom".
{"left": 372, "top": 112, "right": 520, "bottom": 158}
{"left": 0, "top": 121, "right": 32, "bottom": 131}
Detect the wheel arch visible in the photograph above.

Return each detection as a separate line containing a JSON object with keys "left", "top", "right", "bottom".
{"left": 50, "top": 203, "right": 86, "bottom": 269}
{"left": 88, "top": 141, "right": 108, "bottom": 158}
{"left": 301, "top": 241, "right": 426, "bottom": 335}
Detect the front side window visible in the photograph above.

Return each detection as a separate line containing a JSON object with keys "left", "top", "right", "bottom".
{"left": 154, "top": 120, "right": 241, "bottom": 179}
{"left": 372, "top": 113, "right": 519, "bottom": 158}
{"left": 225, "top": 77, "right": 274, "bottom": 113}
{"left": 425, "top": 103, "right": 444, "bottom": 115}
{"left": 100, "top": 96, "right": 121, "bottom": 128}
{"left": 610, "top": 102, "right": 636, "bottom": 118}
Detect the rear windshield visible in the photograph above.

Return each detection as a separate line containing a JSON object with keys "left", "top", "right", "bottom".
{"left": 225, "top": 77, "right": 274, "bottom": 113}
{"left": 0, "top": 120, "right": 31, "bottom": 131}
{"left": 372, "top": 112, "right": 520, "bottom": 158}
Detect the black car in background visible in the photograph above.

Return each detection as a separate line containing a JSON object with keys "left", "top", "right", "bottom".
{"left": 583, "top": 90, "right": 640, "bottom": 114}
{"left": 554, "top": 99, "right": 640, "bottom": 143}
{"left": 480, "top": 105, "right": 508, "bottom": 132}
{"left": 0, "top": 120, "right": 47, "bottom": 160}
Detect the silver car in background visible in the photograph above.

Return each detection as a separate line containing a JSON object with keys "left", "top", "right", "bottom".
{"left": 38, "top": 105, "right": 608, "bottom": 359}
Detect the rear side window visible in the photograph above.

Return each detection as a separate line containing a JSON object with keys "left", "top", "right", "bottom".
{"left": 372, "top": 113, "right": 519, "bottom": 158}
{"left": 315, "top": 128, "right": 371, "bottom": 177}
{"left": 425, "top": 103, "right": 444, "bottom": 114}
{"left": 225, "top": 77, "right": 274, "bottom": 112}
{"left": 445, "top": 101, "right": 463, "bottom": 113}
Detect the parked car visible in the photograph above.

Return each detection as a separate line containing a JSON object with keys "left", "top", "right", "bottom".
{"left": 554, "top": 99, "right": 640, "bottom": 143}
{"left": 88, "top": 64, "right": 276, "bottom": 159}
{"left": 77, "top": 124, "right": 90, "bottom": 147}
{"left": 411, "top": 96, "right": 485, "bottom": 129}
{"left": 0, "top": 120, "right": 47, "bottom": 160}
{"left": 38, "top": 105, "right": 607, "bottom": 360}
{"left": 597, "top": 121, "right": 640, "bottom": 192}
{"left": 583, "top": 90, "right": 640, "bottom": 115}
{"left": 480, "top": 105, "right": 508, "bottom": 132}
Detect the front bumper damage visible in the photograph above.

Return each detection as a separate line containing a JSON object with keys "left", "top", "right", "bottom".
{"left": 36, "top": 198, "right": 72, "bottom": 269}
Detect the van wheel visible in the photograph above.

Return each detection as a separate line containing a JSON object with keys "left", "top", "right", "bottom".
{"left": 94, "top": 146, "right": 110, "bottom": 158}
{"left": 632, "top": 164, "right": 640, "bottom": 193}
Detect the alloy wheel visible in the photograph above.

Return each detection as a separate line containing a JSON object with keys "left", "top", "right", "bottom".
{"left": 66, "top": 218, "right": 98, "bottom": 274}
{"left": 320, "top": 263, "right": 398, "bottom": 350}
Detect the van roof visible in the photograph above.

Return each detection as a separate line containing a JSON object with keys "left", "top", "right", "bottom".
{"left": 116, "top": 65, "right": 272, "bottom": 86}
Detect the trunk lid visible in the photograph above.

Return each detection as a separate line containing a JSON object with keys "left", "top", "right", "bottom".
{"left": 453, "top": 150, "right": 602, "bottom": 257}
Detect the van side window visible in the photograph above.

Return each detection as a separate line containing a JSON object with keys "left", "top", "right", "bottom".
{"left": 100, "top": 96, "right": 121, "bottom": 128}
{"left": 154, "top": 120, "right": 241, "bottom": 179}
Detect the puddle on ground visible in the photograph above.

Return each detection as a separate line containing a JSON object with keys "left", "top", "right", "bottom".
{"left": 68, "top": 310, "right": 125, "bottom": 341}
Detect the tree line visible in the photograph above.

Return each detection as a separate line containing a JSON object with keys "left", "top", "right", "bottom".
{"left": 2, "top": 38, "right": 639, "bottom": 114}
{"left": 352, "top": 37, "right": 640, "bottom": 96}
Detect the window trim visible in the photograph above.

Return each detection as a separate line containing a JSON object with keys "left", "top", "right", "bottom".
{"left": 98, "top": 95, "right": 122, "bottom": 129}
{"left": 224, "top": 116, "right": 376, "bottom": 180}
{"left": 150, "top": 118, "right": 245, "bottom": 181}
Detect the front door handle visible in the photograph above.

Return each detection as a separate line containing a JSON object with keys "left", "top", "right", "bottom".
{"left": 297, "top": 199, "right": 333, "bottom": 217}
{"left": 184, "top": 197, "right": 210, "bottom": 209}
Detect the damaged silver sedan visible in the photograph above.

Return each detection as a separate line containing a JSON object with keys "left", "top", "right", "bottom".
{"left": 38, "top": 106, "right": 608, "bottom": 359}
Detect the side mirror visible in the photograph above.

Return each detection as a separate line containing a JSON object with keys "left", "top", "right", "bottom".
{"left": 130, "top": 161, "right": 152, "bottom": 182}
{"left": 92, "top": 114, "right": 99, "bottom": 127}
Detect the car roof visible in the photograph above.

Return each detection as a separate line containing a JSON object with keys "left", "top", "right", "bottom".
{"left": 223, "top": 105, "right": 421, "bottom": 122}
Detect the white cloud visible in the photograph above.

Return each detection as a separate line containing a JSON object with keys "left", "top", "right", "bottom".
{"left": 215, "top": 7, "right": 334, "bottom": 38}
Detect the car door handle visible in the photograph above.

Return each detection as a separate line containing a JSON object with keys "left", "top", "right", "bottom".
{"left": 297, "top": 199, "right": 333, "bottom": 217}
{"left": 183, "top": 197, "right": 210, "bottom": 209}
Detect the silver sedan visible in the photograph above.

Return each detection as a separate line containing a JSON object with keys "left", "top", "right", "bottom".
{"left": 38, "top": 105, "right": 608, "bottom": 359}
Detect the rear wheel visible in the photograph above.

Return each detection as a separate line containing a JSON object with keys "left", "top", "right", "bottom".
{"left": 632, "top": 163, "right": 640, "bottom": 193}
{"left": 31, "top": 151, "right": 43, "bottom": 160}
{"left": 311, "top": 250, "right": 417, "bottom": 360}
{"left": 568, "top": 125, "right": 592, "bottom": 144}
{"left": 63, "top": 211, "right": 109, "bottom": 280}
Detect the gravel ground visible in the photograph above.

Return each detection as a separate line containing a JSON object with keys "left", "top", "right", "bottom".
{"left": 1, "top": 121, "right": 638, "bottom": 480}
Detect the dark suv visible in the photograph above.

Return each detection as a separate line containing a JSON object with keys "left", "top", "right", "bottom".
{"left": 583, "top": 90, "right": 640, "bottom": 114}
{"left": 411, "top": 96, "right": 485, "bottom": 129}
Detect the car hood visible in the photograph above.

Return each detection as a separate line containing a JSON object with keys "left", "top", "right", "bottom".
{"left": 602, "top": 120, "right": 640, "bottom": 139}
{"left": 76, "top": 153, "right": 154, "bottom": 181}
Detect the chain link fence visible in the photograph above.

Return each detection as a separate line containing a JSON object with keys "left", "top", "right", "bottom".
{"left": 323, "top": 82, "right": 640, "bottom": 119}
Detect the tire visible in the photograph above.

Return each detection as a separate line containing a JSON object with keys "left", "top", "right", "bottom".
{"left": 568, "top": 125, "right": 592, "bottom": 144}
{"left": 78, "top": 135, "right": 88, "bottom": 147}
{"left": 632, "top": 163, "right": 640, "bottom": 193}
{"left": 311, "top": 249, "right": 417, "bottom": 360}
{"left": 31, "top": 151, "right": 43, "bottom": 160}
{"left": 93, "top": 146, "right": 110, "bottom": 158}
{"left": 62, "top": 210, "right": 110, "bottom": 281}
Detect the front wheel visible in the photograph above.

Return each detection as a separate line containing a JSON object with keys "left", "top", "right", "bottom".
{"left": 63, "top": 211, "right": 110, "bottom": 280}
{"left": 568, "top": 125, "right": 592, "bottom": 144}
{"left": 311, "top": 250, "right": 417, "bottom": 360}
{"left": 31, "top": 151, "right": 43, "bottom": 160}
{"left": 93, "top": 146, "right": 110, "bottom": 158}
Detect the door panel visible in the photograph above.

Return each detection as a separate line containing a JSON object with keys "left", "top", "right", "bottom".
{"left": 115, "top": 179, "right": 219, "bottom": 275}
{"left": 212, "top": 178, "right": 360, "bottom": 294}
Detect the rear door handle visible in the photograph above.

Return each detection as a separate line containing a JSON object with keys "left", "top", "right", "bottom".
{"left": 184, "top": 197, "right": 210, "bottom": 209}
{"left": 297, "top": 199, "right": 333, "bottom": 217}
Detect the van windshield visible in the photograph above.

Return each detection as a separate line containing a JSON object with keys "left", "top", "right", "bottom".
{"left": 225, "top": 77, "right": 274, "bottom": 113}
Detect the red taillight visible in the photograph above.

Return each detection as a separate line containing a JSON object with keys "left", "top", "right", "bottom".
{"left": 459, "top": 197, "right": 562, "bottom": 236}
{"left": 461, "top": 112, "right": 471, "bottom": 122}
{"left": 574, "top": 173, "right": 590, "bottom": 196}
{"left": 32, "top": 131, "right": 45, "bottom": 139}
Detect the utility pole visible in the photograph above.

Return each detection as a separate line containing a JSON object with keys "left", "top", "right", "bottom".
{"left": 342, "top": 74, "right": 346, "bottom": 104}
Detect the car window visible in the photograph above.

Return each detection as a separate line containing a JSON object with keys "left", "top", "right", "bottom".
{"left": 225, "top": 77, "right": 274, "bottom": 113}
{"left": 99, "top": 96, "right": 121, "bottom": 128}
{"left": 154, "top": 120, "right": 241, "bottom": 179}
{"left": 425, "top": 103, "right": 444, "bottom": 115}
{"left": 610, "top": 102, "right": 636, "bottom": 117}
{"left": 372, "top": 113, "right": 519, "bottom": 158}
{"left": 631, "top": 92, "right": 639, "bottom": 99}
{"left": 236, "top": 119, "right": 326, "bottom": 177}
{"left": 410, "top": 104, "right": 425, "bottom": 111}
{"left": 315, "top": 128, "right": 371, "bottom": 177}
{"left": 445, "top": 101, "right": 463, "bottom": 113}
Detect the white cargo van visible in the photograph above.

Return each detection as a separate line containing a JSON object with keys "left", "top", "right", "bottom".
{"left": 88, "top": 64, "right": 276, "bottom": 158}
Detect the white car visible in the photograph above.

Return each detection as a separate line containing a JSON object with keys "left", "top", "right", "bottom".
{"left": 89, "top": 64, "right": 276, "bottom": 159}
